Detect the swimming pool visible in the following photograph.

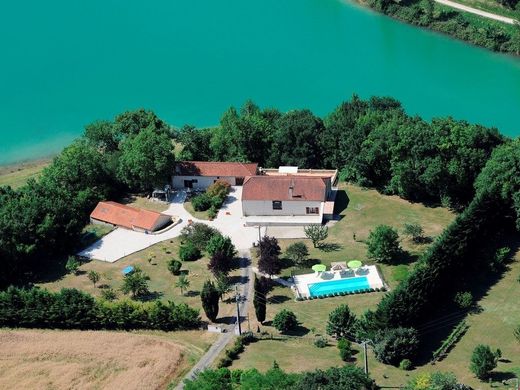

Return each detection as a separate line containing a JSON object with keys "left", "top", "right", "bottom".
{"left": 308, "top": 276, "right": 370, "bottom": 297}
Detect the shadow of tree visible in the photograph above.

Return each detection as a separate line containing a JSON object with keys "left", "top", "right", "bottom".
{"left": 267, "top": 295, "right": 291, "bottom": 304}
{"left": 319, "top": 242, "right": 342, "bottom": 252}
{"left": 184, "top": 290, "right": 200, "bottom": 297}
{"left": 138, "top": 291, "right": 163, "bottom": 302}
{"left": 285, "top": 325, "right": 310, "bottom": 337}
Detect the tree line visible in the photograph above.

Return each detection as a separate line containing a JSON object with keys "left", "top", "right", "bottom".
{"left": 0, "top": 286, "right": 200, "bottom": 331}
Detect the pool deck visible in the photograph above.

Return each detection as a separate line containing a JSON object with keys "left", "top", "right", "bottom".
{"left": 293, "top": 265, "right": 384, "bottom": 298}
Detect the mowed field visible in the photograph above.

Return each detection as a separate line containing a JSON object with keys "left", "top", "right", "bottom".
{"left": 0, "top": 329, "right": 217, "bottom": 390}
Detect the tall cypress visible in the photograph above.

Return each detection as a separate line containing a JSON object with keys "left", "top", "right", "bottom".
{"left": 201, "top": 280, "right": 219, "bottom": 322}
{"left": 253, "top": 276, "right": 266, "bottom": 324}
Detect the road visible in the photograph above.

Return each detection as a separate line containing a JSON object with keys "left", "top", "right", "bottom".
{"left": 434, "top": 0, "right": 516, "bottom": 24}
{"left": 175, "top": 250, "right": 253, "bottom": 389}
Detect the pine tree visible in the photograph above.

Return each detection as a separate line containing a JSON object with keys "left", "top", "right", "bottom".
{"left": 253, "top": 276, "right": 266, "bottom": 324}
{"left": 201, "top": 280, "right": 219, "bottom": 322}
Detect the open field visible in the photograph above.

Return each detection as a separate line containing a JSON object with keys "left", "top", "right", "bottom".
{"left": 0, "top": 159, "right": 50, "bottom": 188}
{"left": 37, "top": 237, "right": 240, "bottom": 323}
{"left": 0, "top": 328, "right": 216, "bottom": 390}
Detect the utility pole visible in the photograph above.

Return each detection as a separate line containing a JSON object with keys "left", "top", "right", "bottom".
{"left": 235, "top": 285, "right": 242, "bottom": 335}
{"left": 362, "top": 341, "right": 369, "bottom": 375}
{"left": 257, "top": 225, "right": 262, "bottom": 243}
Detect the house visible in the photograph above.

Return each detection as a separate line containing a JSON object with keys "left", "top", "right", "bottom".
{"left": 90, "top": 201, "right": 172, "bottom": 233}
{"left": 172, "top": 161, "right": 259, "bottom": 189}
{"left": 241, "top": 175, "right": 335, "bottom": 225}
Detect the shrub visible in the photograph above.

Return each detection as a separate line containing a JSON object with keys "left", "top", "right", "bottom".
{"left": 65, "top": 256, "right": 80, "bottom": 275}
{"left": 314, "top": 336, "right": 327, "bottom": 348}
{"left": 491, "top": 247, "right": 511, "bottom": 271}
{"left": 273, "top": 309, "right": 298, "bottom": 333}
{"left": 373, "top": 327, "right": 419, "bottom": 366}
{"left": 167, "top": 259, "right": 182, "bottom": 275}
{"left": 201, "top": 280, "right": 219, "bottom": 322}
{"left": 400, "top": 359, "right": 412, "bottom": 371}
{"left": 454, "top": 291, "right": 473, "bottom": 309}
{"left": 208, "top": 205, "right": 218, "bottom": 219}
{"left": 179, "top": 242, "right": 201, "bottom": 261}
{"left": 285, "top": 242, "right": 310, "bottom": 268}
{"left": 470, "top": 344, "right": 499, "bottom": 379}
{"left": 121, "top": 267, "right": 150, "bottom": 299}
{"left": 191, "top": 193, "right": 212, "bottom": 211}
{"left": 100, "top": 288, "right": 117, "bottom": 301}
{"left": 403, "top": 223, "right": 424, "bottom": 243}
{"left": 337, "top": 338, "right": 352, "bottom": 362}
{"left": 207, "top": 180, "right": 230, "bottom": 200}
{"left": 217, "top": 356, "right": 232, "bottom": 368}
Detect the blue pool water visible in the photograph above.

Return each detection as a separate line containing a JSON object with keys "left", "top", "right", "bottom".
{"left": 308, "top": 276, "right": 370, "bottom": 297}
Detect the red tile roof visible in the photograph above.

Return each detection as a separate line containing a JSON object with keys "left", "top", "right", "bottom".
{"left": 90, "top": 201, "right": 168, "bottom": 231}
{"left": 242, "top": 176, "right": 328, "bottom": 201}
{"left": 175, "top": 161, "right": 258, "bottom": 177}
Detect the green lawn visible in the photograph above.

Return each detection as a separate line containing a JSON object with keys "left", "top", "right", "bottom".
{"left": 38, "top": 237, "right": 241, "bottom": 323}
{"left": 184, "top": 201, "right": 211, "bottom": 220}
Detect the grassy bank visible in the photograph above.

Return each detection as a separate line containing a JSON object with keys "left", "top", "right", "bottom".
{"left": 0, "top": 159, "right": 50, "bottom": 189}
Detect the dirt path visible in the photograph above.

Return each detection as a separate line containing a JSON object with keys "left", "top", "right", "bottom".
{"left": 434, "top": 0, "right": 516, "bottom": 24}
{"left": 176, "top": 250, "right": 253, "bottom": 389}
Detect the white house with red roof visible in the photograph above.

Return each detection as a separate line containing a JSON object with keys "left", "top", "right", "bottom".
{"left": 242, "top": 175, "right": 336, "bottom": 225}
{"left": 172, "top": 161, "right": 259, "bottom": 189}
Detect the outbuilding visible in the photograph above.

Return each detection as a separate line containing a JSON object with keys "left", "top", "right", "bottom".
{"left": 172, "top": 161, "right": 259, "bottom": 189}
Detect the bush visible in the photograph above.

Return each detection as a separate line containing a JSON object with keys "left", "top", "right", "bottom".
{"left": 100, "top": 288, "right": 117, "bottom": 301}
{"left": 217, "top": 356, "right": 233, "bottom": 368}
{"left": 207, "top": 180, "right": 230, "bottom": 200}
{"left": 491, "top": 247, "right": 511, "bottom": 271}
{"left": 191, "top": 193, "right": 212, "bottom": 211}
{"left": 314, "top": 336, "right": 327, "bottom": 348}
{"left": 167, "top": 259, "right": 182, "bottom": 275}
{"left": 180, "top": 223, "right": 220, "bottom": 250}
{"left": 208, "top": 205, "right": 218, "bottom": 219}
{"left": 285, "top": 242, "right": 309, "bottom": 268}
{"left": 373, "top": 327, "right": 419, "bottom": 366}
{"left": 400, "top": 358, "right": 412, "bottom": 371}
{"left": 337, "top": 338, "right": 352, "bottom": 361}
{"left": 272, "top": 309, "right": 298, "bottom": 333}
{"left": 179, "top": 242, "right": 201, "bottom": 261}
{"left": 454, "top": 291, "right": 473, "bottom": 309}
{"left": 65, "top": 256, "right": 81, "bottom": 275}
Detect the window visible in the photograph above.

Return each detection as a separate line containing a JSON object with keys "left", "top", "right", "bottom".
{"left": 272, "top": 201, "right": 282, "bottom": 210}
{"left": 306, "top": 207, "right": 319, "bottom": 214}
{"left": 192, "top": 179, "right": 198, "bottom": 183}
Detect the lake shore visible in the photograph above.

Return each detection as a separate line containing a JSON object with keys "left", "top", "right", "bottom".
{"left": 0, "top": 158, "right": 52, "bottom": 189}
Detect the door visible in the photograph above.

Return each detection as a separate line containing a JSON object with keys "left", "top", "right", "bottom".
{"left": 184, "top": 180, "right": 193, "bottom": 188}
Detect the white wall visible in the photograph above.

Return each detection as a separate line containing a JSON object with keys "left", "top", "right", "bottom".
{"left": 172, "top": 175, "right": 236, "bottom": 189}
{"left": 242, "top": 200, "right": 323, "bottom": 217}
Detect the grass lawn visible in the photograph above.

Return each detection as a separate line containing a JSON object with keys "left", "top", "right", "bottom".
{"left": 184, "top": 201, "right": 210, "bottom": 220}
{"left": 0, "top": 159, "right": 50, "bottom": 189}
{"left": 121, "top": 194, "right": 169, "bottom": 213}
{"left": 38, "top": 237, "right": 241, "bottom": 323}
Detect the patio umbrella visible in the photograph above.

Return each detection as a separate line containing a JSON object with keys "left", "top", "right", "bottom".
{"left": 347, "top": 260, "right": 362, "bottom": 269}
{"left": 312, "top": 264, "right": 327, "bottom": 273}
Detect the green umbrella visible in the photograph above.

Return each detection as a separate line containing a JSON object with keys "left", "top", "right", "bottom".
{"left": 347, "top": 260, "right": 363, "bottom": 269}
{"left": 312, "top": 264, "right": 327, "bottom": 272}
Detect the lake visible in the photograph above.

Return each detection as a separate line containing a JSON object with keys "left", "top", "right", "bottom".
{"left": 1, "top": 0, "right": 519, "bottom": 165}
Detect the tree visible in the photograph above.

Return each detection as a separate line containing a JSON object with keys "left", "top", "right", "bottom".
{"left": 215, "top": 273, "right": 232, "bottom": 302}
{"left": 304, "top": 225, "right": 328, "bottom": 248}
{"left": 367, "top": 225, "right": 401, "bottom": 264}
{"left": 454, "top": 291, "right": 473, "bottom": 309}
{"left": 175, "top": 274, "right": 190, "bottom": 296}
{"left": 180, "top": 223, "right": 220, "bottom": 251}
{"left": 285, "top": 242, "right": 309, "bottom": 268}
{"left": 272, "top": 309, "right": 298, "bottom": 333}
{"left": 167, "top": 259, "right": 182, "bottom": 275}
{"left": 404, "top": 372, "right": 464, "bottom": 390}
{"left": 183, "top": 368, "right": 233, "bottom": 390}
{"left": 101, "top": 287, "right": 117, "bottom": 301}
{"left": 121, "top": 267, "right": 150, "bottom": 299}
{"left": 258, "top": 236, "right": 282, "bottom": 276}
{"left": 65, "top": 256, "right": 80, "bottom": 275}
{"left": 403, "top": 223, "right": 424, "bottom": 243}
{"left": 179, "top": 242, "right": 202, "bottom": 262}
{"left": 373, "top": 327, "right": 420, "bottom": 366}
{"left": 117, "top": 127, "right": 175, "bottom": 191}
{"left": 253, "top": 276, "right": 267, "bottom": 324}
{"left": 470, "top": 344, "right": 499, "bottom": 379}
{"left": 206, "top": 235, "right": 236, "bottom": 260}
{"left": 201, "top": 280, "right": 219, "bottom": 322}
{"left": 326, "top": 304, "right": 358, "bottom": 339}
{"left": 208, "top": 251, "right": 232, "bottom": 277}
{"left": 87, "top": 270, "right": 100, "bottom": 287}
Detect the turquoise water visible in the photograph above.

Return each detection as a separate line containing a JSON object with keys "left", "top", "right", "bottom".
{"left": 1, "top": 0, "right": 520, "bottom": 165}
{"left": 308, "top": 276, "right": 370, "bottom": 297}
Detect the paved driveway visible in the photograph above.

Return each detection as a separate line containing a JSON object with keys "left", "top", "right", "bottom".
{"left": 78, "top": 187, "right": 263, "bottom": 262}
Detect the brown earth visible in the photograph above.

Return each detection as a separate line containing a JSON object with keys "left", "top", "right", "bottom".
{"left": 0, "top": 329, "right": 188, "bottom": 390}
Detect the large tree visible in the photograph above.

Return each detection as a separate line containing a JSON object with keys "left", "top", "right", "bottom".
{"left": 117, "top": 127, "right": 175, "bottom": 191}
{"left": 366, "top": 225, "right": 401, "bottom": 264}
{"left": 326, "top": 304, "right": 357, "bottom": 339}
{"left": 258, "top": 236, "right": 282, "bottom": 276}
